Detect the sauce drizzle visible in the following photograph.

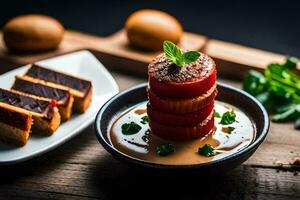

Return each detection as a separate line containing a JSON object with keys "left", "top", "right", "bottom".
{"left": 109, "top": 101, "right": 255, "bottom": 165}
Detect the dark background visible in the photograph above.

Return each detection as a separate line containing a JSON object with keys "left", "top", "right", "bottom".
{"left": 0, "top": 0, "right": 299, "bottom": 57}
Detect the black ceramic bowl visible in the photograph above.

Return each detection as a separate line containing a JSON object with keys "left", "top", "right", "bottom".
{"left": 95, "top": 82, "right": 269, "bottom": 172}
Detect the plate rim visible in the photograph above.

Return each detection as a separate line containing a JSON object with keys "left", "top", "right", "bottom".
{"left": 0, "top": 50, "right": 119, "bottom": 165}
{"left": 95, "top": 82, "right": 270, "bottom": 169}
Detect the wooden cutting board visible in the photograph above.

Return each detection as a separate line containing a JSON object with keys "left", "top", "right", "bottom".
{"left": 0, "top": 29, "right": 296, "bottom": 78}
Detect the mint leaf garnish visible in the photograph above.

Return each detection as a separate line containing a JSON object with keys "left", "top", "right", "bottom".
{"left": 163, "top": 41, "right": 184, "bottom": 66}
{"left": 163, "top": 40, "right": 200, "bottom": 67}
{"left": 183, "top": 51, "right": 200, "bottom": 64}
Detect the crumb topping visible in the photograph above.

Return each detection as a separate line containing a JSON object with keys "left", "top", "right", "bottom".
{"left": 148, "top": 52, "right": 215, "bottom": 83}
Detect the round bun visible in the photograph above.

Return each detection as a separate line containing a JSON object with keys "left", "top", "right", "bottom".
{"left": 3, "top": 14, "right": 64, "bottom": 52}
{"left": 125, "top": 9, "right": 183, "bottom": 51}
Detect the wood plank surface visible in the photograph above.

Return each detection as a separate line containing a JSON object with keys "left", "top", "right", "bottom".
{"left": 0, "top": 30, "right": 207, "bottom": 75}
{"left": 204, "top": 40, "right": 289, "bottom": 79}
{"left": 0, "top": 30, "right": 298, "bottom": 79}
{"left": 0, "top": 71, "right": 299, "bottom": 200}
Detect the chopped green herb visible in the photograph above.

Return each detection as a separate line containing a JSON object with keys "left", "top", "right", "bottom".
{"left": 121, "top": 122, "right": 141, "bottom": 135}
{"left": 163, "top": 41, "right": 200, "bottom": 67}
{"left": 228, "top": 126, "right": 235, "bottom": 133}
{"left": 214, "top": 110, "right": 221, "bottom": 118}
{"left": 295, "top": 118, "right": 300, "bottom": 130}
{"left": 283, "top": 57, "right": 297, "bottom": 69}
{"left": 243, "top": 70, "right": 267, "bottom": 96}
{"left": 156, "top": 144, "right": 175, "bottom": 156}
{"left": 243, "top": 57, "right": 300, "bottom": 124}
{"left": 222, "top": 126, "right": 235, "bottom": 134}
{"left": 220, "top": 110, "right": 237, "bottom": 125}
{"left": 198, "top": 144, "right": 215, "bottom": 157}
{"left": 140, "top": 115, "right": 149, "bottom": 124}
{"left": 271, "top": 104, "right": 300, "bottom": 122}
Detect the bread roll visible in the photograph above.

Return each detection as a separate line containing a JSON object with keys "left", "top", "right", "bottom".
{"left": 125, "top": 9, "right": 183, "bottom": 51}
{"left": 3, "top": 14, "right": 64, "bottom": 52}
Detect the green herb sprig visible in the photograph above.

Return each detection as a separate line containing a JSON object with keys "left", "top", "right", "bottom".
{"left": 219, "top": 110, "right": 237, "bottom": 125}
{"left": 163, "top": 41, "right": 200, "bottom": 67}
{"left": 121, "top": 122, "right": 142, "bottom": 135}
{"left": 198, "top": 144, "right": 215, "bottom": 157}
{"left": 214, "top": 110, "right": 221, "bottom": 118}
{"left": 156, "top": 144, "right": 175, "bottom": 156}
{"left": 243, "top": 57, "right": 300, "bottom": 123}
{"left": 140, "top": 116, "right": 149, "bottom": 124}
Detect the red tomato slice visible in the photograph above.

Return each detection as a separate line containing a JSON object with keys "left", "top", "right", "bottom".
{"left": 148, "top": 85, "right": 217, "bottom": 114}
{"left": 147, "top": 101, "right": 214, "bottom": 126}
{"left": 149, "top": 66, "right": 216, "bottom": 99}
{"left": 149, "top": 111, "right": 214, "bottom": 141}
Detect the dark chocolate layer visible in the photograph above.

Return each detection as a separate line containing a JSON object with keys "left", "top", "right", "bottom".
{"left": 26, "top": 64, "right": 91, "bottom": 96}
{"left": 12, "top": 78, "right": 70, "bottom": 105}
{"left": 0, "top": 88, "right": 54, "bottom": 120}
{"left": 0, "top": 106, "right": 31, "bottom": 131}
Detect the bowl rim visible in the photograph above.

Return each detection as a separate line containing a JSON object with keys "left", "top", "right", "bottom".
{"left": 94, "top": 82, "right": 270, "bottom": 169}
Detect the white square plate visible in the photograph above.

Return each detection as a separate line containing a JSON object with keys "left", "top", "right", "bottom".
{"left": 0, "top": 50, "right": 119, "bottom": 165}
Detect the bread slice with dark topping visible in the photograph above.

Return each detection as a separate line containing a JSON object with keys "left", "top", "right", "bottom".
{"left": 24, "top": 64, "right": 92, "bottom": 113}
{"left": 12, "top": 76, "right": 74, "bottom": 121}
{"left": 0, "top": 88, "right": 60, "bottom": 135}
{"left": 0, "top": 102, "right": 32, "bottom": 146}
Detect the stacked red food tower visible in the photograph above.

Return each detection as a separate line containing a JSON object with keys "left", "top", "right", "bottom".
{"left": 147, "top": 51, "right": 217, "bottom": 140}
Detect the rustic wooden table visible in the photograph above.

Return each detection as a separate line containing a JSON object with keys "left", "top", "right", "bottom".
{"left": 0, "top": 71, "right": 299, "bottom": 200}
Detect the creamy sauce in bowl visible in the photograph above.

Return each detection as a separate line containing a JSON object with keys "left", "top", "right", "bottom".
{"left": 109, "top": 101, "right": 255, "bottom": 165}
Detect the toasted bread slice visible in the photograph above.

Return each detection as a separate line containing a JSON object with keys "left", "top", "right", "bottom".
{"left": 0, "top": 102, "right": 32, "bottom": 146}
{"left": 12, "top": 76, "right": 74, "bottom": 121}
{"left": 24, "top": 64, "right": 92, "bottom": 113}
{"left": 0, "top": 88, "right": 60, "bottom": 135}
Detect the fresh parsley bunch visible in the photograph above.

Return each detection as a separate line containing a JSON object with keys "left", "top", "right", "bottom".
{"left": 243, "top": 57, "right": 300, "bottom": 124}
